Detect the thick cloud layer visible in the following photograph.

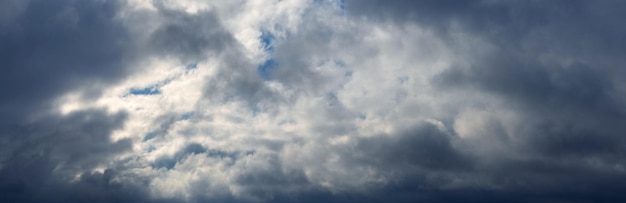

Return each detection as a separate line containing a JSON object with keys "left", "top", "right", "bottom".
{"left": 1, "top": 0, "right": 626, "bottom": 202}
{"left": 0, "top": 0, "right": 133, "bottom": 117}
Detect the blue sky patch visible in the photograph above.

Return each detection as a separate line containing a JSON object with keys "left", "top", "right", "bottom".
{"left": 260, "top": 30, "right": 275, "bottom": 52}
{"left": 143, "top": 132, "right": 157, "bottom": 141}
{"left": 129, "top": 86, "right": 161, "bottom": 95}
{"left": 344, "top": 71, "right": 353, "bottom": 78}
{"left": 181, "top": 112, "right": 194, "bottom": 120}
{"left": 258, "top": 59, "right": 277, "bottom": 80}
{"left": 186, "top": 63, "right": 198, "bottom": 70}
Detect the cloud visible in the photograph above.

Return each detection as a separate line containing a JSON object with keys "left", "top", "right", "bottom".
{"left": 147, "top": 4, "right": 235, "bottom": 62}
{"left": 2, "top": 0, "right": 626, "bottom": 202}
{"left": 339, "top": 0, "right": 626, "bottom": 201}
{"left": 0, "top": 109, "right": 142, "bottom": 202}
{"left": 0, "top": 0, "right": 149, "bottom": 202}
{"left": 0, "top": 0, "right": 133, "bottom": 119}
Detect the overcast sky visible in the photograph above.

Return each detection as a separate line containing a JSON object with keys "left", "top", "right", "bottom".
{"left": 1, "top": 0, "right": 626, "bottom": 202}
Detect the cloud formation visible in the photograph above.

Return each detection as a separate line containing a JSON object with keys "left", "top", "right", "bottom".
{"left": 1, "top": 0, "right": 626, "bottom": 202}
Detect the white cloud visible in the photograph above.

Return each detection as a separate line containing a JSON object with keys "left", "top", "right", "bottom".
{"left": 44, "top": 0, "right": 626, "bottom": 202}
{"left": 54, "top": 0, "right": 469, "bottom": 199}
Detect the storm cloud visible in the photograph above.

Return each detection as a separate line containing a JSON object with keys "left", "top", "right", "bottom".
{"left": 1, "top": 0, "right": 626, "bottom": 202}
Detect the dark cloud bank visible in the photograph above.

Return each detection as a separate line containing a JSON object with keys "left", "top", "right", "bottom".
{"left": 0, "top": 0, "right": 141, "bottom": 202}
{"left": 344, "top": 0, "right": 626, "bottom": 202}
{"left": 2, "top": 0, "right": 626, "bottom": 202}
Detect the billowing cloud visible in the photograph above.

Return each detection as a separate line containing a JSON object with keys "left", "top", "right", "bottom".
{"left": 1, "top": 0, "right": 626, "bottom": 202}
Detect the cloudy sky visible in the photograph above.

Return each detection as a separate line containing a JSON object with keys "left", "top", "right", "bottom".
{"left": 1, "top": 0, "right": 626, "bottom": 202}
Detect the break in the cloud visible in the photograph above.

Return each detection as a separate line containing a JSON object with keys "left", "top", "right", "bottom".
{"left": 1, "top": 0, "right": 626, "bottom": 202}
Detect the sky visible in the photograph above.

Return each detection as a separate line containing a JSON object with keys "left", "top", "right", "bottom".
{"left": 1, "top": 0, "right": 626, "bottom": 202}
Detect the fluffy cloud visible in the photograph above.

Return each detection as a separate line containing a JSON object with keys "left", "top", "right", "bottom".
{"left": 1, "top": 0, "right": 626, "bottom": 202}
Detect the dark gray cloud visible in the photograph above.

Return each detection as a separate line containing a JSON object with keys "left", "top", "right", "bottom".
{"left": 148, "top": 3, "right": 235, "bottom": 62}
{"left": 345, "top": 0, "right": 626, "bottom": 60}
{"left": 0, "top": 0, "right": 133, "bottom": 120}
{"left": 0, "top": 109, "right": 146, "bottom": 203}
{"left": 352, "top": 123, "right": 471, "bottom": 172}
{"left": 0, "top": 0, "right": 149, "bottom": 202}
{"left": 344, "top": 0, "right": 626, "bottom": 202}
